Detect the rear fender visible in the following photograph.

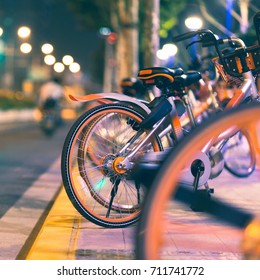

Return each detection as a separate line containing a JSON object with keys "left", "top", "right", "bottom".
{"left": 69, "top": 93, "right": 151, "bottom": 114}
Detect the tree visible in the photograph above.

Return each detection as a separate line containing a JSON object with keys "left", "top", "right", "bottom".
{"left": 113, "top": 0, "right": 139, "bottom": 89}
{"left": 65, "top": 0, "right": 188, "bottom": 89}
{"left": 139, "top": 0, "right": 187, "bottom": 68}
{"left": 141, "top": 0, "right": 160, "bottom": 68}
{"left": 65, "top": 0, "right": 139, "bottom": 90}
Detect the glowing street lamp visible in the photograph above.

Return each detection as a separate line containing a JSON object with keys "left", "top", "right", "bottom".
{"left": 17, "top": 26, "right": 31, "bottom": 39}
{"left": 44, "top": 54, "right": 56, "bottom": 65}
{"left": 54, "top": 62, "right": 65, "bottom": 73}
{"left": 99, "top": 27, "right": 111, "bottom": 36}
{"left": 0, "top": 27, "right": 3, "bottom": 37}
{"left": 41, "top": 43, "right": 54, "bottom": 54}
{"left": 69, "top": 62, "right": 80, "bottom": 73}
{"left": 62, "top": 55, "right": 74, "bottom": 65}
{"left": 185, "top": 16, "right": 203, "bottom": 30}
{"left": 20, "top": 42, "right": 32, "bottom": 54}
{"left": 156, "top": 43, "right": 178, "bottom": 61}
{"left": 162, "top": 43, "right": 178, "bottom": 56}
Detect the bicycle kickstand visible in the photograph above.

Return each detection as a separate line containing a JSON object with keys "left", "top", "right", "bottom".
{"left": 106, "top": 177, "right": 120, "bottom": 218}
{"left": 135, "top": 181, "right": 141, "bottom": 204}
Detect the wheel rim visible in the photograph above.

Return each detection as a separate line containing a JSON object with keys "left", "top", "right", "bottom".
{"left": 67, "top": 106, "right": 161, "bottom": 225}
{"left": 223, "top": 129, "right": 256, "bottom": 177}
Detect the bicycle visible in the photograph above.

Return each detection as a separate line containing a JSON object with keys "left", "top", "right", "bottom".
{"left": 178, "top": 39, "right": 258, "bottom": 178}
{"left": 134, "top": 102, "right": 260, "bottom": 259}
{"left": 61, "top": 27, "right": 259, "bottom": 228}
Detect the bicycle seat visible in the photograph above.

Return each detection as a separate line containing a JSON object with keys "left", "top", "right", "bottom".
{"left": 174, "top": 71, "right": 202, "bottom": 88}
{"left": 138, "top": 67, "right": 184, "bottom": 87}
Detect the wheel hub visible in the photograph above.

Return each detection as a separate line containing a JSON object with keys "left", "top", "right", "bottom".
{"left": 100, "top": 154, "right": 116, "bottom": 176}
{"left": 100, "top": 155, "right": 127, "bottom": 176}
{"left": 113, "top": 157, "right": 127, "bottom": 174}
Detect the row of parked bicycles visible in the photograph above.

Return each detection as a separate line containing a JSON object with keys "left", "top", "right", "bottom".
{"left": 61, "top": 11, "right": 260, "bottom": 259}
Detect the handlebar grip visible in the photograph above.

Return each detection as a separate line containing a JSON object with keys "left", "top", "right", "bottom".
{"left": 202, "top": 41, "right": 215, "bottom": 47}
{"left": 172, "top": 31, "right": 198, "bottom": 42}
{"left": 202, "top": 38, "right": 226, "bottom": 48}
{"left": 173, "top": 29, "right": 218, "bottom": 46}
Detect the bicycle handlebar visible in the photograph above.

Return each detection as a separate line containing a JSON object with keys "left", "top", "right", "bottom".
{"left": 172, "top": 29, "right": 255, "bottom": 78}
{"left": 172, "top": 30, "right": 201, "bottom": 43}
{"left": 172, "top": 29, "right": 219, "bottom": 45}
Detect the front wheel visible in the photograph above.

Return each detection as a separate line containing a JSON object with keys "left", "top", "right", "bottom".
{"left": 135, "top": 103, "right": 260, "bottom": 259}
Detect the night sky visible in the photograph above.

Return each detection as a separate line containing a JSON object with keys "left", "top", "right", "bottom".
{"left": 0, "top": 0, "right": 101, "bottom": 74}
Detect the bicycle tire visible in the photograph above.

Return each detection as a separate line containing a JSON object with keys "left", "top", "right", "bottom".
{"left": 135, "top": 103, "right": 260, "bottom": 259}
{"left": 61, "top": 103, "right": 163, "bottom": 228}
{"left": 223, "top": 129, "right": 256, "bottom": 177}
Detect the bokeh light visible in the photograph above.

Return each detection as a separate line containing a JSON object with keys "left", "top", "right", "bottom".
{"left": 41, "top": 43, "right": 54, "bottom": 54}
{"left": 20, "top": 43, "right": 32, "bottom": 54}
{"left": 53, "top": 62, "right": 65, "bottom": 73}
{"left": 62, "top": 55, "right": 74, "bottom": 65}
{"left": 69, "top": 62, "right": 80, "bottom": 73}
{"left": 185, "top": 16, "right": 203, "bottom": 30}
{"left": 44, "top": 54, "right": 56, "bottom": 65}
{"left": 17, "top": 26, "right": 31, "bottom": 38}
{"left": 156, "top": 43, "right": 178, "bottom": 61}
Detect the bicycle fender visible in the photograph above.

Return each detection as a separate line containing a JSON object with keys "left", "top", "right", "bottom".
{"left": 68, "top": 93, "right": 151, "bottom": 114}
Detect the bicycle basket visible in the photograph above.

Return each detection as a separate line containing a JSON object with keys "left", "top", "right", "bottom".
{"left": 212, "top": 57, "right": 242, "bottom": 86}
{"left": 212, "top": 44, "right": 260, "bottom": 85}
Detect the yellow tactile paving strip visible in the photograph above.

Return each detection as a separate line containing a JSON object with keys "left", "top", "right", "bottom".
{"left": 25, "top": 187, "right": 82, "bottom": 260}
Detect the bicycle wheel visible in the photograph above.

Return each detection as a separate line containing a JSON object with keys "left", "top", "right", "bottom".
{"left": 61, "top": 103, "right": 163, "bottom": 228}
{"left": 135, "top": 103, "right": 260, "bottom": 259}
{"left": 223, "top": 129, "right": 256, "bottom": 177}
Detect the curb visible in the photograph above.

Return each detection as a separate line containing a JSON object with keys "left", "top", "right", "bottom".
{"left": 0, "top": 109, "right": 36, "bottom": 123}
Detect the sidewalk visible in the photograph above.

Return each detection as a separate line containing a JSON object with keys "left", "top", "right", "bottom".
{"left": 22, "top": 168, "right": 260, "bottom": 260}
{"left": 0, "top": 158, "right": 62, "bottom": 260}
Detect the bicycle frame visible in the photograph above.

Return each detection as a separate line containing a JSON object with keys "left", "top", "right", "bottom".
{"left": 203, "top": 71, "right": 259, "bottom": 153}
{"left": 119, "top": 37, "right": 260, "bottom": 174}
{"left": 67, "top": 33, "right": 259, "bottom": 187}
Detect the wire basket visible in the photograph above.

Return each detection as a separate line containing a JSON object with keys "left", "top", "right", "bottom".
{"left": 212, "top": 44, "right": 260, "bottom": 86}
{"left": 212, "top": 57, "right": 243, "bottom": 86}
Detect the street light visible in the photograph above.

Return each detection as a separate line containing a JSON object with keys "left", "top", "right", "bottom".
{"left": 20, "top": 42, "right": 32, "bottom": 54}
{"left": 156, "top": 43, "right": 178, "bottom": 62}
{"left": 53, "top": 62, "right": 65, "bottom": 73}
{"left": 17, "top": 26, "right": 31, "bottom": 39}
{"left": 1, "top": 25, "right": 32, "bottom": 89}
{"left": 62, "top": 55, "right": 74, "bottom": 65}
{"left": 41, "top": 43, "right": 54, "bottom": 54}
{"left": 185, "top": 16, "right": 203, "bottom": 30}
{"left": 184, "top": 16, "right": 203, "bottom": 66}
{"left": 69, "top": 62, "right": 80, "bottom": 73}
{"left": 44, "top": 54, "right": 56, "bottom": 65}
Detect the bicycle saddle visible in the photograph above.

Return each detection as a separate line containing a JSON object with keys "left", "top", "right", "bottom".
{"left": 174, "top": 71, "right": 202, "bottom": 88}
{"left": 138, "top": 67, "right": 184, "bottom": 87}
